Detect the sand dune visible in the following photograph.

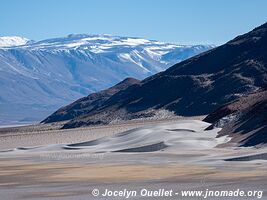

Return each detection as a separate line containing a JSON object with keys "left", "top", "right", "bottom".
{"left": 1, "top": 120, "right": 266, "bottom": 166}
{"left": 63, "top": 120, "right": 228, "bottom": 153}
{"left": 1, "top": 120, "right": 229, "bottom": 155}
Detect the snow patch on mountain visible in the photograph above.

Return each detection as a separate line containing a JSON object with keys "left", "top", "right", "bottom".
{"left": 0, "top": 36, "right": 30, "bottom": 47}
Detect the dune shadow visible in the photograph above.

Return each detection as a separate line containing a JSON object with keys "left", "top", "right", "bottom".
{"left": 113, "top": 141, "right": 168, "bottom": 153}
{"left": 67, "top": 139, "right": 100, "bottom": 147}
{"left": 225, "top": 153, "right": 267, "bottom": 161}
{"left": 167, "top": 128, "right": 196, "bottom": 132}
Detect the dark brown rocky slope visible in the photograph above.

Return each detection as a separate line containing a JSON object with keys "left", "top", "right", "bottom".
{"left": 204, "top": 89, "right": 267, "bottom": 147}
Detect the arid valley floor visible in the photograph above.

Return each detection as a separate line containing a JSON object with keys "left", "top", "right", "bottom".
{"left": 0, "top": 118, "right": 266, "bottom": 200}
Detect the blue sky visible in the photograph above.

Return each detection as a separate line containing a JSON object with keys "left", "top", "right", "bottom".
{"left": 1, "top": 0, "right": 267, "bottom": 45}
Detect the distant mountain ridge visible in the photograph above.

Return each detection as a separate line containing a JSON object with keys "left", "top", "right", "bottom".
{"left": 47, "top": 22, "right": 267, "bottom": 130}
{"left": 0, "top": 34, "right": 212, "bottom": 125}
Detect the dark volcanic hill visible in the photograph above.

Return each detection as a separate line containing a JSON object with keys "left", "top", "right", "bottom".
{"left": 42, "top": 77, "right": 140, "bottom": 124}
{"left": 44, "top": 22, "right": 267, "bottom": 129}
{"left": 204, "top": 89, "right": 267, "bottom": 147}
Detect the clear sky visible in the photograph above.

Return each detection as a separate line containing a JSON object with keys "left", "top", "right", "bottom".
{"left": 1, "top": 0, "right": 267, "bottom": 45}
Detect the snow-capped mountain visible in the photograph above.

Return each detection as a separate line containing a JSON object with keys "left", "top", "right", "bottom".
{"left": 0, "top": 36, "right": 31, "bottom": 47}
{"left": 0, "top": 34, "right": 213, "bottom": 125}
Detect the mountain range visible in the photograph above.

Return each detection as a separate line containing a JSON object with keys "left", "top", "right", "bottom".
{"left": 0, "top": 35, "right": 212, "bottom": 125}
{"left": 43, "top": 22, "right": 267, "bottom": 146}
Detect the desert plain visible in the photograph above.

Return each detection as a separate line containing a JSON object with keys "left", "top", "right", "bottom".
{"left": 0, "top": 118, "right": 266, "bottom": 200}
